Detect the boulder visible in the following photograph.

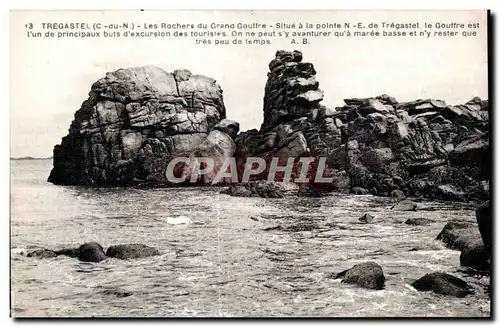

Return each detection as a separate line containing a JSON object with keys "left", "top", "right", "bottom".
{"left": 460, "top": 240, "right": 489, "bottom": 270}
{"left": 411, "top": 272, "right": 473, "bottom": 297}
{"left": 359, "top": 148, "right": 393, "bottom": 172}
{"left": 333, "top": 262, "right": 385, "bottom": 290}
{"left": 105, "top": 244, "right": 160, "bottom": 259}
{"left": 78, "top": 242, "right": 108, "bottom": 262}
{"left": 359, "top": 213, "right": 374, "bottom": 224}
{"left": 432, "top": 184, "right": 465, "bottom": 202}
{"left": 435, "top": 221, "right": 480, "bottom": 250}
{"left": 476, "top": 201, "right": 491, "bottom": 255}
{"left": 405, "top": 218, "right": 436, "bottom": 226}
{"left": 449, "top": 134, "right": 489, "bottom": 173}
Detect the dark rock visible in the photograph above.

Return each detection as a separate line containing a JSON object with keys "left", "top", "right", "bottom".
{"left": 351, "top": 187, "right": 369, "bottom": 195}
{"left": 360, "top": 148, "right": 393, "bottom": 173}
{"left": 334, "top": 262, "right": 385, "bottom": 290}
{"left": 432, "top": 184, "right": 465, "bottom": 202}
{"left": 441, "top": 105, "right": 465, "bottom": 120}
{"left": 359, "top": 213, "right": 374, "bottom": 224}
{"left": 460, "top": 240, "right": 489, "bottom": 270}
{"left": 221, "top": 185, "right": 253, "bottom": 197}
{"left": 411, "top": 272, "right": 473, "bottom": 297}
{"left": 78, "top": 242, "right": 108, "bottom": 262}
{"left": 297, "top": 185, "right": 333, "bottom": 197}
{"left": 449, "top": 133, "right": 489, "bottom": 175}
{"left": 476, "top": 201, "right": 491, "bottom": 255}
{"left": 282, "top": 221, "right": 321, "bottom": 232}
{"left": 54, "top": 248, "right": 80, "bottom": 258}
{"left": 435, "top": 221, "right": 480, "bottom": 250}
{"left": 390, "top": 189, "right": 406, "bottom": 199}
{"left": 105, "top": 244, "right": 160, "bottom": 259}
{"left": 222, "top": 181, "right": 299, "bottom": 198}
{"left": 26, "top": 249, "right": 57, "bottom": 258}
{"left": 99, "top": 288, "right": 134, "bottom": 298}
{"left": 391, "top": 199, "right": 419, "bottom": 211}
{"left": 405, "top": 218, "right": 436, "bottom": 226}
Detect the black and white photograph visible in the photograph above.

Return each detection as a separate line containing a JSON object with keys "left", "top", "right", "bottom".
{"left": 9, "top": 9, "right": 492, "bottom": 318}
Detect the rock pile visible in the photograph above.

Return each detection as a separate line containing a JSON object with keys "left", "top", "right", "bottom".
{"left": 232, "top": 50, "right": 490, "bottom": 201}
{"left": 26, "top": 242, "right": 160, "bottom": 262}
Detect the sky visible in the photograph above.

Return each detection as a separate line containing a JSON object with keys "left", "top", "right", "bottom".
{"left": 10, "top": 10, "right": 488, "bottom": 158}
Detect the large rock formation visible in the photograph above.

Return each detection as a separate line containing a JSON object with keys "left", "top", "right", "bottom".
{"left": 49, "top": 51, "right": 490, "bottom": 201}
{"left": 232, "top": 50, "right": 490, "bottom": 201}
{"left": 49, "top": 66, "right": 238, "bottom": 186}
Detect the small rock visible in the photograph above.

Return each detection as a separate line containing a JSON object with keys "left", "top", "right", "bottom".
{"left": 359, "top": 213, "right": 374, "bottom": 224}
{"left": 411, "top": 272, "right": 473, "bottom": 297}
{"left": 221, "top": 185, "right": 253, "bottom": 197}
{"left": 26, "top": 249, "right": 57, "bottom": 259}
{"left": 351, "top": 187, "right": 369, "bottom": 195}
{"left": 391, "top": 199, "right": 419, "bottom": 211}
{"left": 405, "top": 218, "right": 436, "bottom": 226}
{"left": 390, "top": 189, "right": 406, "bottom": 199}
{"left": 106, "top": 244, "right": 159, "bottom": 259}
{"left": 54, "top": 248, "right": 80, "bottom": 258}
{"left": 334, "top": 262, "right": 385, "bottom": 290}
{"left": 78, "top": 242, "right": 108, "bottom": 262}
{"left": 99, "top": 288, "right": 133, "bottom": 298}
{"left": 222, "top": 181, "right": 299, "bottom": 198}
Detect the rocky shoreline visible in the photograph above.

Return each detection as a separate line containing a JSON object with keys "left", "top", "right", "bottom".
{"left": 41, "top": 50, "right": 490, "bottom": 300}
{"left": 47, "top": 50, "right": 489, "bottom": 204}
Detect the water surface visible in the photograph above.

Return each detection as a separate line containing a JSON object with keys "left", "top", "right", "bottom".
{"left": 10, "top": 159, "right": 490, "bottom": 317}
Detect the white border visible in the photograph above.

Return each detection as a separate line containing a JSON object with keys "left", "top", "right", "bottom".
{"left": 3, "top": 0, "right": 498, "bottom": 326}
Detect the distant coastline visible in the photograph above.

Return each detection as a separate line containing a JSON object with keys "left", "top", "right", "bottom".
{"left": 10, "top": 156, "right": 52, "bottom": 160}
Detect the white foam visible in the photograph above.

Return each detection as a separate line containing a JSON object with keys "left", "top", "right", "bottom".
{"left": 166, "top": 216, "right": 192, "bottom": 225}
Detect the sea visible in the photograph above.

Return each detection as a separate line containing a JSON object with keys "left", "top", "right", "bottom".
{"left": 10, "top": 159, "right": 491, "bottom": 317}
